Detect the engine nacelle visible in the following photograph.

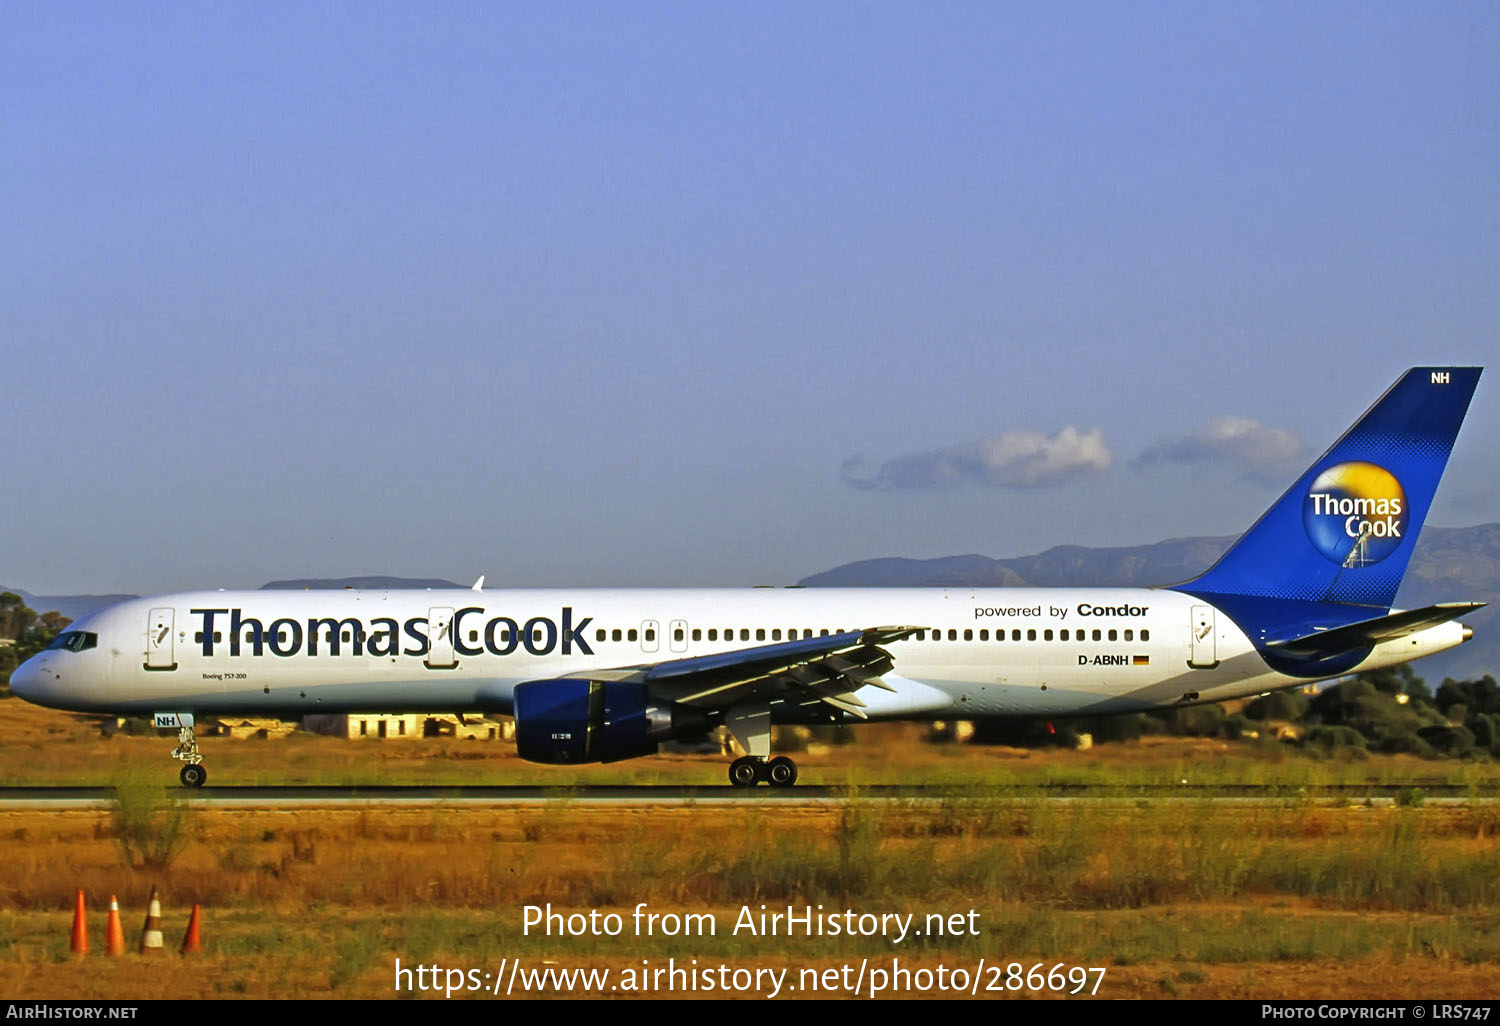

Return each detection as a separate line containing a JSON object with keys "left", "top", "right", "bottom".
{"left": 513, "top": 679, "right": 704, "bottom": 764}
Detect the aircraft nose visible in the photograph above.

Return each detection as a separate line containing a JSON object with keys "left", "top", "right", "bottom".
{"left": 10, "top": 656, "right": 50, "bottom": 705}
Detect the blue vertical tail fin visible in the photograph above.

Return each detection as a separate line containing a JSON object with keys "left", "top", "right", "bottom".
{"left": 1184, "top": 367, "right": 1481, "bottom": 608}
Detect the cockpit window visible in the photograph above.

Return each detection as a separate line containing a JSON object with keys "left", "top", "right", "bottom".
{"left": 46, "top": 631, "right": 98, "bottom": 653}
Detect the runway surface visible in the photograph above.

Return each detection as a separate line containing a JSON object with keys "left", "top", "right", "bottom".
{"left": 1, "top": 783, "right": 1494, "bottom": 809}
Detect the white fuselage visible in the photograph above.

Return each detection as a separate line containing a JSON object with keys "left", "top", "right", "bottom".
{"left": 12, "top": 587, "right": 1467, "bottom": 722}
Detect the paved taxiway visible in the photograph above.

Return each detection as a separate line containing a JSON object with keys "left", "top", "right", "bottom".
{"left": 1, "top": 784, "right": 1494, "bottom": 809}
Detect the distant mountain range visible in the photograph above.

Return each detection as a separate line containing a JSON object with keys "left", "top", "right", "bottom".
{"left": 259, "top": 576, "right": 462, "bottom": 591}
{"left": 6, "top": 524, "right": 1496, "bottom": 683}
{"left": 0, "top": 578, "right": 460, "bottom": 622}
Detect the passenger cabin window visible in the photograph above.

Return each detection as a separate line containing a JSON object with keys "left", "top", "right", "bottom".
{"left": 756, "top": 629, "right": 766, "bottom": 641}
{"left": 708, "top": 628, "right": 718, "bottom": 641}
{"left": 596, "top": 629, "right": 606, "bottom": 642}
{"left": 628, "top": 629, "right": 638, "bottom": 642}
{"left": 673, "top": 628, "right": 684, "bottom": 642}
{"left": 964, "top": 629, "right": 973, "bottom": 641}
{"left": 1108, "top": 629, "right": 1118, "bottom": 641}
{"left": 772, "top": 629, "right": 782, "bottom": 641}
{"left": 1044, "top": 629, "right": 1054, "bottom": 641}
{"left": 612, "top": 629, "right": 623, "bottom": 642}
{"left": 1142, "top": 629, "right": 1150, "bottom": 641}
{"left": 644, "top": 629, "right": 656, "bottom": 642}
{"left": 1124, "top": 629, "right": 1133, "bottom": 641}
{"left": 1012, "top": 629, "right": 1021, "bottom": 641}
{"left": 980, "top": 629, "right": 989, "bottom": 641}
{"left": 947, "top": 629, "right": 957, "bottom": 641}
{"left": 692, "top": 628, "right": 702, "bottom": 642}
{"left": 1059, "top": 629, "right": 1069, "bottom": 641}
{"left": 1092, "top": 629, "right": 1101, "bottom": 641}
{"left": 1027, "top": 629, "right": 1036, "bottom": 641}
{"left": 740, "top": 629, "right": 750, "bottom": 641}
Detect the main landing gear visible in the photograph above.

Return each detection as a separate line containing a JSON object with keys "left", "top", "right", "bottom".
{"left": 172, "top": 722, "right": 207, "bottom": 788}
{"left": 728, "top": 755, "right": 798, "bottom": 788}
{"left": 723, "top": 704, "right": 798, "bottom": 788}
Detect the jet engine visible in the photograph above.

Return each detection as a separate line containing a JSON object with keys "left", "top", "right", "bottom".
{"left": 512, "top": 679, "right": 708, "bottom": 764}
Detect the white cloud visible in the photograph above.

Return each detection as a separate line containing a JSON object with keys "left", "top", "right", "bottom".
{"left": 1134, "top": 415, "right": 1304, "bottom": 482}
{"left": 841, "top": 427, "right": 1113, "bottom": 492}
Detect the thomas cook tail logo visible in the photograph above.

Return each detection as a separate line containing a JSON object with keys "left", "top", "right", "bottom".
{"left": 1303, "top": 462, "right": 1408, "bottom": 568}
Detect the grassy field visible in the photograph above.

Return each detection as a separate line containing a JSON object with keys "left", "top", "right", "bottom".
{"left": 3, "top": 696, "right": 1500, "bottom": 790}
{"left": 3, "top": 699, "right": 1500, "bottom": 1000}
{"left": 4, "top": 799, "right": 1500, "bottom": 999}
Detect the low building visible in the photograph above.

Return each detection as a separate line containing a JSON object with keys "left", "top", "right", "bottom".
{"left": 208, "top": 718, "right": 298, "bottom": 740}
{"left": 303, "top": 712, "right": 509, "bottom": 740}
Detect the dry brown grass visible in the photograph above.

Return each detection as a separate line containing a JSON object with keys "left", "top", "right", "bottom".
{"left": 5, "top": 699, "right": 1500, "bottom": 999}
{"left": 3, "top": 801, "right": 1500, "bottom": 999}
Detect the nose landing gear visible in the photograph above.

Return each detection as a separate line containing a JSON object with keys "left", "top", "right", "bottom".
{"left": 168, "top": 719, "right": 207, "bottom": 788}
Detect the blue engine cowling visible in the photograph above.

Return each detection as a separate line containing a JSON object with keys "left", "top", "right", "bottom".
{"left": 513, "top": 679, "right": 684, "bottom": 764}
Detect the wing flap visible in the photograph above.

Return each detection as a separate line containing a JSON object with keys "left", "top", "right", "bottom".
{"left": 641, "top": 626, "right": 921, "bottom": 710}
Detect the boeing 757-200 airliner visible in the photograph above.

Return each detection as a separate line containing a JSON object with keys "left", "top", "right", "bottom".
{"left": 11, "top": 367, "right": 1485, "bottom": 787}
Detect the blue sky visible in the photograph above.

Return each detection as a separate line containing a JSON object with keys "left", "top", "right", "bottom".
{"left": 3, "top": 2, "right": 1497, "bottom": 594}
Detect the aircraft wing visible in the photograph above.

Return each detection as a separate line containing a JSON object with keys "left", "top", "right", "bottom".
{"left": 599, "top": 627, "right": 922, "bottom": 719}
{"left": 1269, "top": 602, "right": 1485, "bottom": 660}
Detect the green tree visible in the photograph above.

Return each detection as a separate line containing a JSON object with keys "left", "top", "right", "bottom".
{"left": 0, "top": 595, "right": 69, "bottom": 688}
{"left": 15, "top": 609, "right": 70, "bottom": 662}
{"left": 0, "top": 593, "right": 33, "bottom": 640}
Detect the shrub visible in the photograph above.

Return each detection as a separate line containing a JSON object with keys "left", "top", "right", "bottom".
{"left": 1304, "top": 725, "right": 1367, "bottom": 752}
{"left": 1244, "top": 690, "right": 1310, "bottom": 722}
{"left": 109, "top": 772, "right": 194, "bottom": 870}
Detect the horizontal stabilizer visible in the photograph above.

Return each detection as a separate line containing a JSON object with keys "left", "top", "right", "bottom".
{"left": 1270, "top": 602, "right": 1484, "bottom": 659}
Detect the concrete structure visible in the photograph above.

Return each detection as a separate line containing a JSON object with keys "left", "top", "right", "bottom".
{"left": 303, "top": 713, "right": 510, "bottom": 740}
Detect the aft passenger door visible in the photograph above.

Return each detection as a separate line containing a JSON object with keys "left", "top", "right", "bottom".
{"left": 1189, "top": 605, "right": 1218, "bottom": 668}
{"left": 145, "top": 607, "right": 177, "bottom": 671}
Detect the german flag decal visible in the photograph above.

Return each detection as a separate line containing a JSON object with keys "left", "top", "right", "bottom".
{"left": 1133, "top": 655, "right": 1150, "bottom": 666}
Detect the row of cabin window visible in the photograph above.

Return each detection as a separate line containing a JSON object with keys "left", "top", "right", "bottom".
{"left": 916, "top": 627, "right": 1148, "bottom": 643}
{"left": 195, "top": 624, "right": 1149, "bottom": 648}
{"left": 584, "top": 626, "right": 1149, "bottom": 644}
{"left": 592, "top": 627, "right": 845, "bottom": 644}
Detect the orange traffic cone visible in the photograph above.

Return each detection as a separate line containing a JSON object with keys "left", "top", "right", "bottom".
{"left": 138, "top": 886, "right": 164, "bottom": 955}
{"left": 69, "top": 889, "right": 88, "bottom": 957}
{"left": 180, "top": 904, "right": 201, "bottom": 955}
{"left": 105, "top": 895, "right": 126, "bottom": 956}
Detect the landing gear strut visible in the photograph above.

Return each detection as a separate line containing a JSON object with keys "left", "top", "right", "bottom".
{"left": 172, "top": 724, "right": 207, "bottom": 788}
{"left": 724, "top": 704, "right": 798, "bottom": 788}
{"left": 727, "top": 755, "right": 799, "bottom": 788}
